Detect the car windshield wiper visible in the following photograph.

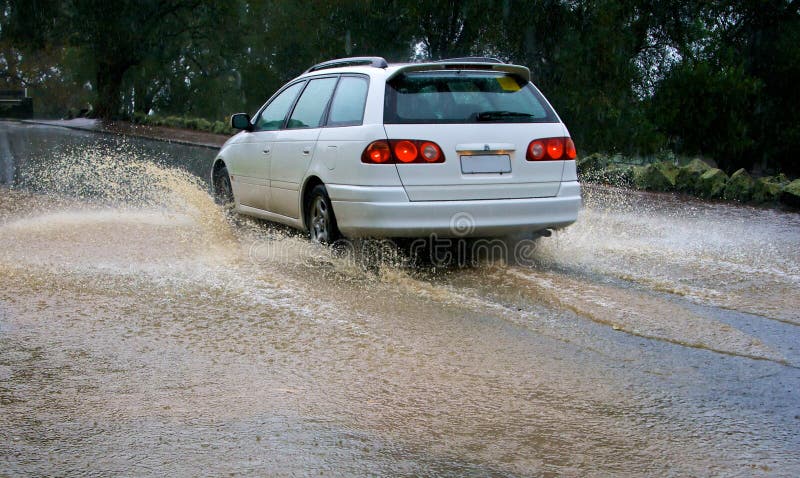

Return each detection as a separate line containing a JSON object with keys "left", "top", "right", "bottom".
{"left": 475, "top": 111, "right": 535, "bottom": 121}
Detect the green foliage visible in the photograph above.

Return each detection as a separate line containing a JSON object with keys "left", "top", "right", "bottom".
{"left": 490, "top": 0, "right": 667, "bottom": 156}
{"left": 576, "top": 153, "right": 610, "bottom": 177}
{"left": 650, "top": 61, "right": 761, "bottom": 173}
{"left": 0, "top": 0, "right": 798, "bottom": 178}
{"left": 132, "top": 113, "right": 233, "bottom": 135}
{"left": 1, "top": 0, "right": 239, "bottom": 119}
{"left": 649, "top": 1, "right": 800, "bottom": 176}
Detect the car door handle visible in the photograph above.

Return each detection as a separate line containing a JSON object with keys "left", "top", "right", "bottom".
{"left": 302, "top": 146, "right": 312, "bottom": 155}
{"left": 262, "top": 147, "right": 271, "bottom": 154}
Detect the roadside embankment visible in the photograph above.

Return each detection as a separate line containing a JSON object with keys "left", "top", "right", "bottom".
{"left": 578, "top": 153, "right": 800, "bottom": 210}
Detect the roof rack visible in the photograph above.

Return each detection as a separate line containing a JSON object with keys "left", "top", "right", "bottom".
{"left": 434, "top": 57, "right": 504, "bottom": 64}
{"left": 304, "top": 56, "right": 389, "bottom": 74}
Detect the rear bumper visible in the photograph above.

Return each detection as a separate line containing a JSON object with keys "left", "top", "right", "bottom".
{"left": 327, "top": 181, "right": 582, "bottom": 238}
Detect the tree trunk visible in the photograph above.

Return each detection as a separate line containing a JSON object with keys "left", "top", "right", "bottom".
{"left": 93, "top": 62, "right": 129, "bottom": 119}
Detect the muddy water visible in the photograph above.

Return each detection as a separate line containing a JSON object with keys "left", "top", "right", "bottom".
{"left": 1, "top": 121, "right": 799, "bottom": 476}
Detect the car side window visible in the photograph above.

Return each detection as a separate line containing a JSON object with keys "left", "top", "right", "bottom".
{"left": 287, "top": 77, "right": 338, "bottom": 129}
{"left": 327, "top": 76, "right": 369, "bottom": 127}
{"left": 255, "top": 81, "right": 305, "bottom": 131}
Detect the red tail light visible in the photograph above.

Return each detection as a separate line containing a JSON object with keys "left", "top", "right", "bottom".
{"left": 547, "top": 139, "right": 564, "bottom": 159}
{"left": 394, "top": 140, "right": 418, "bottom": 163}
{"left": 565, "top": 138, "right": 577, "bottom": 159}
{"left": 362, "top": 140, "right": 445, "bottom": 164}
{"left": 363, "top": 140, "right": 392, "bottom": 163}
{"left": 526, "top": 137, "right": 576, "bottom": 161}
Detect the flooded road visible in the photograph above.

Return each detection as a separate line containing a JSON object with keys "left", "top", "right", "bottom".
{"left": 1, "top": 120, "right": 799, "bottom": 476}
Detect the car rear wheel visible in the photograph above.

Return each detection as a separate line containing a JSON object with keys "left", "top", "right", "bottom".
{"left": 306, "top": 185, "right": 340, "bottom": 244}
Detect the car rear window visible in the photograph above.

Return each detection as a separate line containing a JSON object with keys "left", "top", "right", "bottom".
{"left": 384, "top": 71, "right": 558, "bottom": 124}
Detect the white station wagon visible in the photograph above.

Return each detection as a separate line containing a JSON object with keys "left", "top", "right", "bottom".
{"left": 211, "top": 56, "right": 581, "bottom": 243}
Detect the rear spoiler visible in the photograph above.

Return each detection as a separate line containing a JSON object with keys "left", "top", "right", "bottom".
{"left": 387, "top": 62, "right": 531, "bottom": 83}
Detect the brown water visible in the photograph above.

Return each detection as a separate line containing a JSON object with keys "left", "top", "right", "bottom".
{"left": 1, "top": 121, "right": 799, "bottom": 476}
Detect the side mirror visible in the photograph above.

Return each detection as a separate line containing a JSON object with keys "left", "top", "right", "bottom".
{"left": 231, "top": 113, "right": 252, "bottom": 131}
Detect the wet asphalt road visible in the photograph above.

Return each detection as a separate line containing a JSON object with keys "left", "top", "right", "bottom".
{"left": 1, "top": 120, "right": 799, "bottom": 477}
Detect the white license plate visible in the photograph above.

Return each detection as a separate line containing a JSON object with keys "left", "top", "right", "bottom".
{"left": 461, "top": 154, "right": 512, "bottom": 174}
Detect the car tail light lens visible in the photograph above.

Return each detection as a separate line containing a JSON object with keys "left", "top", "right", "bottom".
{"left": 565, "top": 138, "right": 577, "bottom": 159}
{"left": 526, "top": 137, "right": 576, "bottom": 161}
{"left": 394, "top": 140, "right": 418, "bottom": 163}
{"left": 547, "top": 139, "right": 564, "bottom": 159}
{"left": 528, "top": 140, "right": 545, "bottom": 160}
{"left": 362, "top": 140, "right": 445, "bottom": 164}
{"left": 363, "top": 140, "right": 392, "bottom": 163}
{"left": 420, "top": 142, "right": 442, "bottom": 162}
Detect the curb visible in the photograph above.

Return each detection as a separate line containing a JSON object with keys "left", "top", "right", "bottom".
{"left": 18, "top": 119, "right": 224, "bottom": 150}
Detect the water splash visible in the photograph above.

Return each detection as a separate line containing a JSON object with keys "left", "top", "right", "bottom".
{"left": 13, "top": 140, "right": 236, "bottom": 253}
{"left": 535, "top": 186, "right": 800, "bottom": 325}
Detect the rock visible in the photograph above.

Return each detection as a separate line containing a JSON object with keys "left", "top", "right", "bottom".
{"left": 632, "top": 166, "right": 648, "bottom": 189}
{"left": 599, "top": 164, "right": 634, "bottom": 187}
{"left": 751, "top": 176, "right": 786, "bottom": 203}
{"left": 686, "top": 157, "right": 713, "bottom": 170}
{"left": 697, "top": 168, "right": 729, "bottom": 199}
{"left": 636, "top": 161, "right": 679, "bottom": 191}
{"left": 576, "top": 153, "right": 609, "bottom": 179}
{"left": 723, "top": 168, "right": 755, "bottom": 202}
{"left": 780, "top": 179, "right": 800, "bottom": 209}
{"left": 675, "top": 158, "right": 712, "bottom": 193}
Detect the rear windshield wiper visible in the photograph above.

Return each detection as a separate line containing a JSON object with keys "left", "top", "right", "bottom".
{"left": 475, "top": 111, "right": 535, "bottom": 121}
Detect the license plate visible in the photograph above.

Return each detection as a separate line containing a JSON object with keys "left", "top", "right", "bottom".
{"left": 461, "top": 154, "right": 512, "bottom": 174}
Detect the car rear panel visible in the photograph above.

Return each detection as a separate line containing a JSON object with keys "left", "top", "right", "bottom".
{"left": 383, "top": 123, "right": 567, "bottom": 201}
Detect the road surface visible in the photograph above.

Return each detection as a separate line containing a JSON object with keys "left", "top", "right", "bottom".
{"left": 1, "top": 120, "right": 799, "bottom": 476}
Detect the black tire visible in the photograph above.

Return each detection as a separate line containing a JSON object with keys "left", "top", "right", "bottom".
{"left": 305, "top": 184, "right": 341, "bottom": 244}
{"left": 213, "top": 165, "right": 235, "bottom": 209}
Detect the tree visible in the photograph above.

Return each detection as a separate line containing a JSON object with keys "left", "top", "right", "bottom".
{"left": 651, "top": 61, "right": 761, "bottom": 171}
{"left": 1, "top": 0, "right": 238, "bottom": 118}
{"left": 1, "top": 0, "right": 798, "bottom": 176}
{"left": 650, "top": 0, "right": 800, "bottom": 174}
{"left": 403, "top": 0, "right": 497, "bottom": 59}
